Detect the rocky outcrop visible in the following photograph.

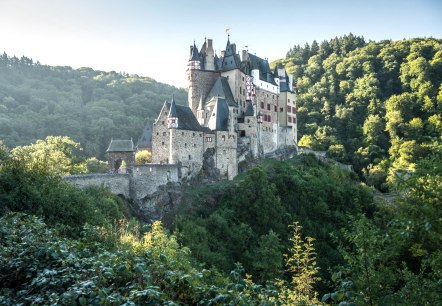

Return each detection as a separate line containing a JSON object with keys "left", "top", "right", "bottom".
{"left": 131, "top": 182, "right": 183, "bottom": 224}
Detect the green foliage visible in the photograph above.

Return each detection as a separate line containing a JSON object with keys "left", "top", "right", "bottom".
{"left": 11, "top": 136, "right": 87, "bottom": 175}
{"left": 277, "top": 222, "right": 321, "bottom": 305}
{"left": 0, "top": 150, "right": 123, "bottom": 235}
{"left": 280, "top": 36, "right": 442, "bottom": 190}
{"left": 135, "top": 150, "right": 152, "bottom": 164}
{"left": 0, "top": 213, "right": 284, "bottom": 305}
{"left": 0, "top": 54, "right": 186, "bottom": 158}
{"left": 85, "top": 157, "right": 109, "bottom": 173}
{"left": 327, "top": 153, "right": 442, "bottom": 305}
{"left": 175, "top": 154, "right": 373, "bottom": 294}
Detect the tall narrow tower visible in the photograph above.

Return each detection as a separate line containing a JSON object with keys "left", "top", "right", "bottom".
{"left": 188, "top": 41, "right": 202, "bottom": 117}
{"left": 168, "top": 97, "right": 179, "bottom": 164}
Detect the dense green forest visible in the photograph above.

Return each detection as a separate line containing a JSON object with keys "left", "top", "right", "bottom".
{"left": 1, "top": 140, "right": 441, "bottom": 304}
{"left": 274, "top": 35, "right": 442, "bottom": 190}
{"left": 0, "top": 53, "right": 187, "bottom": 158}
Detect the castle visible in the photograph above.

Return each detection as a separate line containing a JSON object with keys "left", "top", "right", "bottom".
{"left": 108, "top": 35, "right": 298, "bottom": 181}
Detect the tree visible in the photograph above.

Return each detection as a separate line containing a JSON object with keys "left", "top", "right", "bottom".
{"left": 135, "top": 150, "right": 152, "bottom": 164}
{"left": 278, "top": 222, "right": 321, "bottom": 305}
{"left": 10, "top": 136, "right": 86, "bottom": 175}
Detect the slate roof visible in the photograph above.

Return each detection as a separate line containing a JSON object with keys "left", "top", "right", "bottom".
{"left": 221, "top": 39, "right": 241, "bottom": 71}
{"left": 244, "top": 101, "right": 255, "bottom": 116}
{"left": 205, "top": 77, "right": 236, "bottom": 107}
{"left": 158, "top": 97, "right": 206, "bottom": 132}
{"left": 207, "top": 97, "right": 229, "bottom": 131}
{"left": 107, "top": 139, "right": 135, "bottom": 152}
{"left": 275, "top": 64, "right": 291, "bottom": 92}
{"left": 243, "top": 53, "right": 277, "bottom": 85}
{"left": 136, "top": 123, "right": 152, "bottom": 150}
{"left": 168, "top": 97, "right": 178, "bottom": 118}
{"left": 189, "top": 42, "right": 200, "bottom": 61}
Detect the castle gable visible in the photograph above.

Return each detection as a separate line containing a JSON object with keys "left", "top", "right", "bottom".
{"left": 205, "top": 77, "right": 236, "bottom": 107}
{"left": 207, "top": 97, "right": 229, "bottom": 131}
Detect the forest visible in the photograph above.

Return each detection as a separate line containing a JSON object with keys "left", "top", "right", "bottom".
{"left": 273, "top": 34, "right": 442, "bottom": 190}
{"left": 0, "top": 34, "right": 441, "bottom": 304}
{"left": 1, "top": 140, "right": 440, "bottom": 304}
{"left": 0, "top": 54, "right": 187, "bottom": 158}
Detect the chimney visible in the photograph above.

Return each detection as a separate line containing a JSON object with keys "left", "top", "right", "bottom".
{"left": 205, "top": 38, "right": 215, "bottom": 70}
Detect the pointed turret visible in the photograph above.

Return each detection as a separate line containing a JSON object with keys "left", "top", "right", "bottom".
{"left": 188, "top": 41, "right": 201, "bottom": 70}
{"left": 221, "top": 34, "right": 240, "bottom": 71}
{"left": 167, "top": 96, "right": 178, "bottom": 129}
{"left": 197, "top": 96, "right": 205, "bottom": 125}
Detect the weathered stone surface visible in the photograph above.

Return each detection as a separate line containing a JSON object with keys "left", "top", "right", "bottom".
{"left": 63, "top": 174, "right": 131, "bottom": 198}
{"left": 134, "top": 182, "right": 183, "bottom": 224}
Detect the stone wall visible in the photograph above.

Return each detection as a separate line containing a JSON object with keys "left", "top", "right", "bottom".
{"left": 63, "top": 174, "right": 131, "bottom": 198}
{"left": 277, "top": 126, "right": 295, "bottom": 148}
{"left": 64, "top": 164, "right": 180, "bottom": 201}
{"left": 170, "top": 129, "right": 205, "bottom": 177}
{"left": 152, "top": 103, "right": 170, "bottom": 164}
{"left": 106, "top": 152, "right": 135, "bottom": 172}
{"left": 215, "top": 130, "right": 238, "bottom": 179}
{"left": 188, "top": 70, "right": 220, "bottom": 115}
{"left": 131, "top": 164, "right": 179, "bottom": 199}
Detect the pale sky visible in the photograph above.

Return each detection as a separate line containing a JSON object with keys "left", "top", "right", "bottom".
{"left": 0, "top": 0, "right": 441, "bottom": 88}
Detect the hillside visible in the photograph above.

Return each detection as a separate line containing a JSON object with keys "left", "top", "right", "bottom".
{"left": 1, "top": 140, "right": 440, "bottom": 304}
{"left": 273, "top": 35, "right": 442, "bottom": 190}
{"left": 0, "top": 53, "right": 187, "bottom": 158}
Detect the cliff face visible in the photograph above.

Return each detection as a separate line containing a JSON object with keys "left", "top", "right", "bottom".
{"left": 131, "top": 182, "right": 183, "bottom": 225}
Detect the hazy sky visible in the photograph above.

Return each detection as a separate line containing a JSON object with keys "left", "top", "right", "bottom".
{"left": 0, "top": 0, "right": 441, "bottom": 88}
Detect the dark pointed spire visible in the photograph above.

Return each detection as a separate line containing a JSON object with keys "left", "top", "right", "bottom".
{"left": 189, "top": 41, "right": 199, "bottom": 61}
{"left": 197, "top": 96, "right": 204, "bottom": 110}
{"left": 168, "top": 95, "right": 178, "bottom": 118}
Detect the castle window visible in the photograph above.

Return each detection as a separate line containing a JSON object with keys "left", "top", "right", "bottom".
{"left": 247, "top": 119, "right": 250, "bottom": 123}
{"left": 274, "top": 105, "right": 277, "bottom": 112}
{"left": 206, "top": 137, "right": 213, "bottom": 142}
{"left": 162, "top": 141, "right": 165, "bottom": 145}
{"left": 267, "top": 104, "right": 270, "bottom": 110}
{"left": 189, "top": 155, "right": 191, "bottom": 160}
{"left": 293, "top": 117, "right": 297, "bottom": 123}
{"left": 162, "top": 121, "right": 165, "bottom": 125}
{"left": 288, "top": 99, "right": 290, "bottom": 103}
{"left": 193, "top": 132, "right": 195, "bottom": 136}
{"left": 260, "top": 102, "right": 264, "bottom": 108}
{"left": 156, "top": 132, "right": 159, "bottom": 135}
{"left": 163, "top": 132, "right": 166, "bottom": 136}
{"left": 222, "top": 135, "right": 226, "bottom": 141}
{"left": 288, "top": 116, "right": 292, "bottom": 123}
{"left": 280, "top": 107, "right": 283, "bottom": 112}
{"left": 287, "top": 106, "right": 292, "bottom": 112}
{"left": 182, "top": 132, "right": 184, "bottom": 136}
{"left": 200, "top": 133, "right": 202, "bottom": 137}
{"left": 185, "top": 143, "right": 187, "bottom": 148}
